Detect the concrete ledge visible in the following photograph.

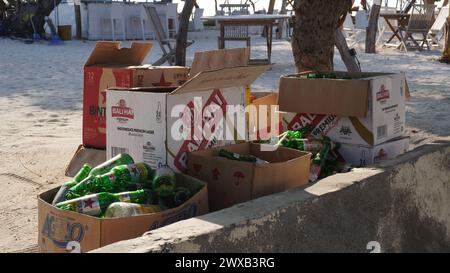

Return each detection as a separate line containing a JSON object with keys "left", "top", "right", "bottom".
{"left": 93, "top": 141, "right": 450, "bottom": 253}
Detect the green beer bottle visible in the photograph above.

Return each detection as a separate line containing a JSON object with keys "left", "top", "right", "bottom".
{"left": 173, "top": 187, "right": 192, "bottom": 207}
{"left": 152, "top": 166, "right": 176, "bottom": 198}
{"left": 63, "top": 154, "right": 135, "bottom": 200}
{"left": 69, "top": 163, "right": 153, "bottom": 196}
{"left": 218, "top": 149, "right": 257, "bottom": 163}
{"left": 51, "top": 163, "right": 92, "bottom": 205}
{"left": 104, "top": 202, "right": 162, "bottom": 218}
{"left": 309, "top": 142, "right": 331, "bottom": 183}
{"left": 56, "top": 189, "right": 149, "bottom": 216}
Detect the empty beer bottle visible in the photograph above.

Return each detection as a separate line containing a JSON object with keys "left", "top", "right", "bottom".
{"left": 173, "top": 187, "right": 192, "bottom": 207}
{"left": 309, "top": 142, "right": 331, "bottom": 183}
{"left": 63, "top": 154, "right": 135, "bottom": 200}
{"left": 152, "top": 166, "right": 176, "bottom": 198}
{"left": 69, "top": 163, "right": 154, "bottom": 196}
{"left": 56, "top": 189, "right": 149, "bottom": 216}
{"left": 104, "top": 202, "right": 162, "bottom": 218}
{"left": 218, "top": 149, "right": 257, "bottom": 163}
{"left": 52, "top": 163, "right": 92, "bottom": 205}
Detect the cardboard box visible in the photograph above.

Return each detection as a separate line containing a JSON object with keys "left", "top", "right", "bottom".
{"left": 83, "top": 41, "right": 189, "bottom": 149}
{"left": 187, "top": 143, "right": 311, "bottom": 211}
{"left": 106, "top": 65, "right": 270, "bottom": 173}
{"left": 65, "top": 145, "right": 106, "bottom": 177}
{"left": 337, "top": 136, "right": 410, "bottom": 167}
{"left": 248, "top": 92, "right": 282, "bottom": 140}
{"left": 279, "top": 72, "right": 406, "bottom": 146}
{"left": 38, "top": 173, "right": 208, "bottom": 253}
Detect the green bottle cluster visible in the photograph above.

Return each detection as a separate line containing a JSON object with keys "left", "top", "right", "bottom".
{"left": 279, "top": 130, "right": 349, "bottom": 182}
{"left": 218, "top": 149, "right": 257, "bottom": 163}
{"left": 53, "top": 154, "right": 197, "bottom": 218}
{"left": 56, "top": 190, "right": 150, "bottom": 216}
{"left": 298, "top": 72, "right": 353, "bottom": 80}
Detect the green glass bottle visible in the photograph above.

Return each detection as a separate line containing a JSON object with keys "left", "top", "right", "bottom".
{"left": 69, "top": 163, "right": 153, "bottom": 196}
{"left": 173, "top": 187, "right": 191, "bottom": 207}
{"left": 152, "top": 166, "right": 176, "bottom": 198}
{"left": 309, "top": 142, "right": 331, "bottom": 183}
{"left": 218, "top": 149, "right": 257, "bottom": 163}
{"left": 52, "top": 163, "right": 92, "bottom": 205}
{"left": 56, "top": 189, "right": 149, "bottom": 216}
{"left": 63, "top": 154, "right": 135, "bottom": 200}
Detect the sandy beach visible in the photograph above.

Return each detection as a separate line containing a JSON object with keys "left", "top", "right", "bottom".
{"left": 0, "top": 32, "right": 449, "bottom": 252}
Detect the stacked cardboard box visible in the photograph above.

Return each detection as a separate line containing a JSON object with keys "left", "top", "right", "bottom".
{"left": 82, "top": 42, "right": 189, "bottom": 149}
{"left": 188, "top": 143, "right": 311, "bottom": 211}
{"left": 106, "top": 50, "right": 270, "bottom": 173}
{"left": 278, "top": 71, "right": 409, "bottom": 167}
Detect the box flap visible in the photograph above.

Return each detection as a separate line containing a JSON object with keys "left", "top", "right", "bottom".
{"left": 171, "top": 65, "right": 270, "bottom": 95}
{"left": 190, "top": 48, "right": 250, "bottom": 77}
{"left": 278, "top": 73, "right": 371, "bottom": 117}
{"left": 85, "top": 42, "right": 152, "bottom": 67}
{"left": 65, "top": 145, "right": 106, "bottom": 177}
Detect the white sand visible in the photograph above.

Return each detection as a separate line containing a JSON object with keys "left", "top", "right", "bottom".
{"left": 0, "top": 32, "right": 449, "bottom": 252}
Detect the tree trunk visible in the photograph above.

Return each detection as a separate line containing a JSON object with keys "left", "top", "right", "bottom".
{"left": 365, "top": 0, "right": 381, "bottom": 53}
{"left": 175, "top": 0, "right": 195, "bottom": 66}
{"left": 74, "top": 3, "right": 81, "bottom": 39}
{"left": 291, "top": 0, "right": 352, "bottom": 72}
{"left": 5, "top": 0, "right": 61, "bottom": 38}
{"left": 440, "top": 17, "right": 450, "bottom": 63}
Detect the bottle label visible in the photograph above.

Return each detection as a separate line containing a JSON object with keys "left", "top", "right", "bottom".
{"left": 72, "top": 195, "right": 101, "bottom": 216}
{"left": 126, "top": 164, "right": 142, "bottom": 183}
{"left": 309, "top": 165, "right": 321, "bottom": 183}
{"left": 303, "top": 141, "right": 323, "bottom": 152}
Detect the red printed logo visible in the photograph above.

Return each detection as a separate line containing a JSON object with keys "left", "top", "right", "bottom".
{"left": 376, "top": 84, "right": 390, "bottom": 102}
{"left": 111, "top": 99, "right": 134, "bottom": 119}
{"left": 173, "top": 89, "right": 228, "bottom": 173}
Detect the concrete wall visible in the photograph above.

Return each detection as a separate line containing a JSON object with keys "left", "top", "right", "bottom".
{"left": 93, "top": 140, "right": 450, "bottom": 253}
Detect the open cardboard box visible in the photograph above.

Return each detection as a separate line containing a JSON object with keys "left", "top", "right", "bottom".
{"left": 279, "top": 71, "right": 407, "bottom": 146}
{"left": 106, "top": 62, "right": 270, "bottom": 173}
{"left": 187, "top": 142, "right": 311, "bottom": 211}
{"left": 83, "top": 41, "right": 189, "bottom": 149}
{"left": 38, "top": 173, "right": 208, "bottom": 253}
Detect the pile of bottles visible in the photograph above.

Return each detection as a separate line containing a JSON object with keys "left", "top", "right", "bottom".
{"left": 297, "top": 73, "right": 354, "bottom": 80}
{"left": 51, "top": 154, "right": 195, "bottom": 218}
{"left": 218, "top": 149, "right": 268, "bottom": 164}
{"left": 279, "top": 129, "right": 351, "bottom": 182}
{"left": 255, "top": 128, "right": 351, "bottom": 182}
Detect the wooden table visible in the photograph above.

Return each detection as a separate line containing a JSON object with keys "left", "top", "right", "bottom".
{"left": 202, "top": 14, "right": 292, "bottom": 65}
{"left": 379, "top": 13, "right": 411, "bottom": 45}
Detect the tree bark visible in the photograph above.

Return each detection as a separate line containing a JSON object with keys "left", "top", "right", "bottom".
{"left": 365, "top": 0, "right": 381, "bottom": 53}
{"left": 175, "top": 0, "right": 195, "bottom": 66}
{"left": 440, "top": 17, "right": 450, "bottom": 63}
{"left": 291, "top": 0, "right": 352, "bottom": 72}
{"left": 74, "top": 3, "right": 82, "bottom": 39}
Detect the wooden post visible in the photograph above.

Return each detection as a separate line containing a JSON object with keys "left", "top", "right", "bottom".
{"left": 365, "top": 0, "right": 381, "bottom": 53}
{"left": 335, "top": 29, "right": 360, "bottom": 72}
{"left": 262, "top": 0, "right": 276, "bottom": 37}
{"left": 277, "top": 0, "right": 288, "bottom": 39}
{"left": 74, "top": 0, "right": 82, "bottom": 40}
{"left": 175, "top": 0, "right": 196, "bottom": 66}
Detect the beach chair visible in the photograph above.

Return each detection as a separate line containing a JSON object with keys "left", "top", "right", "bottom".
{"left": 144, "top": 4, "right": 194, "bottom": 66}
{"left": 428, "top": 5, "right": 449, "bottom": 46}
{"left": 398, "top": 4, "right": 435, "bottom": 52}
{"left": 343, "top": 10, "right": 369, "bottom": 48}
